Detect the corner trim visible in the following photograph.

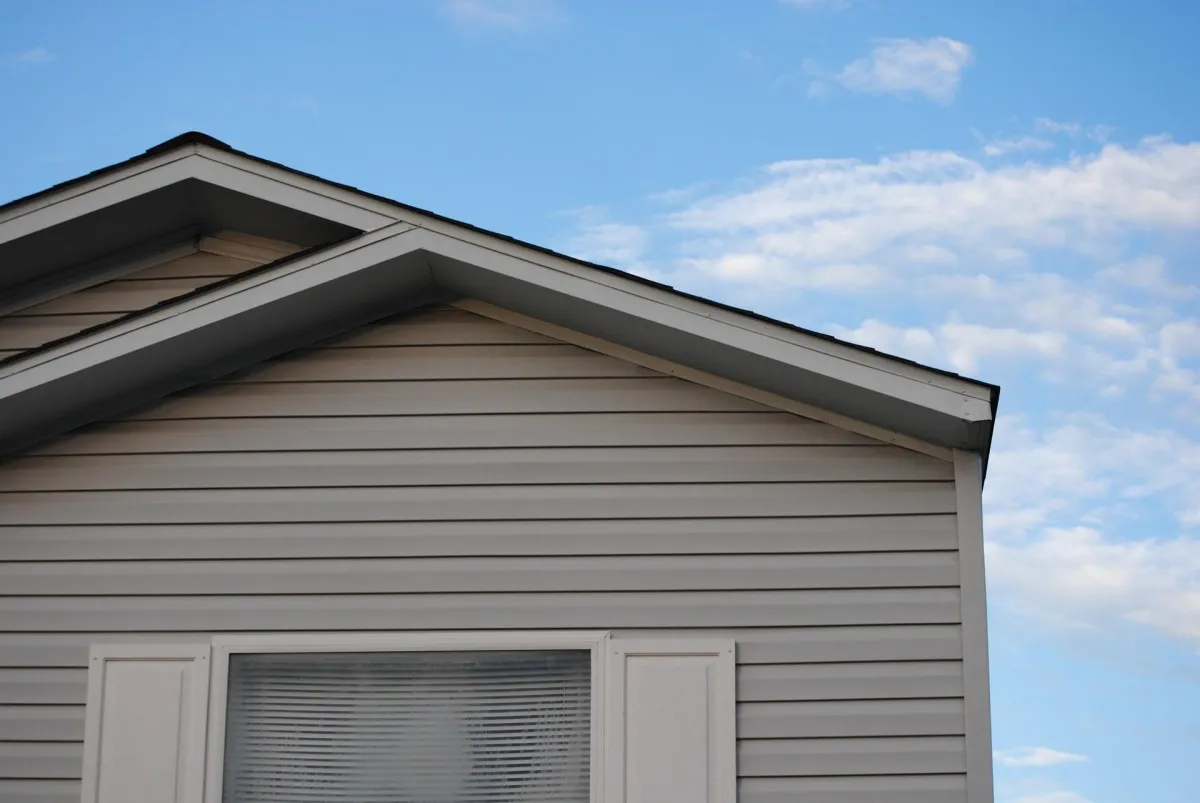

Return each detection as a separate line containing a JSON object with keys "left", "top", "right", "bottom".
{"left": 954, "top": 449, "right": 994, "bottom": 803}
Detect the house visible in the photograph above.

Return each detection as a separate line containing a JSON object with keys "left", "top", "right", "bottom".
{"left": 0, "top": 133, "right": 998, "bottom": 803}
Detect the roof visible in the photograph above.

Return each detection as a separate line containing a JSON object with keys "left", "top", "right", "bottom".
{"left": 0, "top": 132, "right": 999, "bottom": 469}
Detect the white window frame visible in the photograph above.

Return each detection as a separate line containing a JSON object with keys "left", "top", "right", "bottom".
{"left": 203, "top": 631, "right": 611, "bottom": 803}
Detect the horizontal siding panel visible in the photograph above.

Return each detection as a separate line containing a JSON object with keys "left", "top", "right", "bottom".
{"left": 9, "top": 278, "right": 208, "bottom": 316}
{"left": 739, "top": 661, "right": 963, "bottom": 701}
{"left": 739, "top": 736, "right": 965, "bottom": 777}
{"left": 316, "top": 310, "right": 560, "bottom": 347}
{"left": 234, "top": 344, "right": 661, "bottom": 381}
{"left": 126, "top": 378, "right": 774, "bottom": 418}
{"left": 740, "top": 775, "right": 966, "bottom": 803}
{"left": 125, "top": 251, "right": 257, "bottom": 281}
{"left": 638, "top": 625, "right": 964, "bottom": 664}
{"left": 0, "top": 516, "right": 959, "bottom": 561}
{"left": 1, "top": 445, "right": 953, "bottom": 490}
{"left": 30, "top": 412, "right": 878, "bottom": 454}
{"left": 0, "top": 707, "right": 83, "bottom": 742}
{"left": 0, "top": 670, "right": 87, "bottom": 704}
{"left": 0, "top": 626, "right": 963, "bottom": 668}
{"left": 0, "top": 743, "right": 82, "bottom": 780}
{"left": 0, "top": 314, "right": 119, "bottom": 351}
{"left": 739, "top": 698, "right": 965, "bottom": 739}
{"left": 0, "top": 589, "right": 961, "bottom": 632}
{"left": 0, "top": 780, "right": 81, "bottom": 803}
{"left": 0, "top": 553, "right": 959, "bottom": 596}
{"left": 0, "top": 482, "right": 956, "bottom": 524}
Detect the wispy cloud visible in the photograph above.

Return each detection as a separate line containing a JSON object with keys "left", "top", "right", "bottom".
{"left": 827, "top": 37, "right": 974, "bottom": 102}
{"left": 663, "top": 138, "right": 1200, "bottom": 291}
{"left": 830, "top": 319, "right": 1067, "bottom": 373}
{"left": 13, "top": 47, "right": 55, "bottom": 66}
{"left": 982, "top": 412, "right": 1200, "bottom": 647}
{"left": 1036, "top": 117, "right": 1116, "bottom": 143}
{"left": 995, "top": 747, "right": 1090, "bottom": 768}
{"left": 1013, "top": 794, "right": 1094, "bottom": 803}
{"left": 438, "top": 0, "right": 562, "bottom": 33}
{"left": 280, "top": 95, "right": 319, "bottom": 114}
{"left": 782, "top": 0, "right": 851, "bottom": 10}
{"left": 559, "top": 207, "right": 649, "bottom": 269}
{"left": 983, "top": 135, "right": 1055, "bottom": 158}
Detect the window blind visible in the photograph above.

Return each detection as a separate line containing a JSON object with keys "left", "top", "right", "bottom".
{"left": 223, "top": 649, "right": 592, "bottom": 803}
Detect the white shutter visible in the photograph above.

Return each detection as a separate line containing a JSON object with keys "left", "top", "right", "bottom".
{"left": 605, "top": 639, "right": 736, "bottom": 803}
{"left": 219, "top": 649, "right": 593, "bottom": 803}
{"left": 79, "top": 644, "right": 211, "bottom": 803}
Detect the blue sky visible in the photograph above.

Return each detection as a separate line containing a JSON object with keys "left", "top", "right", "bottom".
{"left": 3, "top": 2, "right": 1199, "bottom": 801}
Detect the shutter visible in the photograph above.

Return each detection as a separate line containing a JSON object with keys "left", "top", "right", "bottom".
{"left": 605, "top": 639, "right": 736, "bottom": 803}
{"left": 79, "top": 644, "right": 211, "bottom": 803}
{"left": 220, "top": 649, "right": 593, "bottom": 803}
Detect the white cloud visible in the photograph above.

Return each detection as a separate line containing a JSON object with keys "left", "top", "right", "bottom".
{"left": 994, "top": 747, "right": 1090, "bottom": 767}
{"left": 829, "top": 319, "right": 1066, "bottom": 372}
{"left": 832, "top": 37, "right": 973, "bottom": 102}
{"left": 1014, "top": 793, "right": 1093, "bottom": 803}
{"left": 14, "top": 47, "right": 54, "bottom": 65}
{"left": 982, "top": 412, "right": 1200, "bottom": 648}
{"left": 1098, "top": 255, "right": 1195, "bottom": 295}
{"left": 984, "top": 135, "right": 1054, "bottom": 158}
{"left": 667, "top": 139, "right": 1200, "bottom": 255}
{"left": 1036, "top": 118, "right": 1115, "bottom": 143}
{"left": 438, "top": 0, "right": 561, "bottom": 32}
{"left": 986, "top": 413, "right": 1200, "bottom": 531}
{"left": 1035, "top": 118, "right": 1083, "bottom": 136}
{"left": 560, "top": 207, "right": 648, "bottom": 268}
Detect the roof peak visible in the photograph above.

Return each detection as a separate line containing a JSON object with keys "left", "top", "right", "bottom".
{"left": 144, "top": 131, "right": 233, "bottom": 155}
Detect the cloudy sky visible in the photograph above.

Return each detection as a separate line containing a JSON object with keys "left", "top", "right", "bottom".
{"left": 3, "top": 1, "right": 1198, "bottom": 801}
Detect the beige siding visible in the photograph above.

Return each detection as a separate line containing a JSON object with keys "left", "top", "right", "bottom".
{"left": 0, "top": 305, "right": 966, "bottom": 802}
{"left": 0, "top": 232, "right": 299, "bottom": 360}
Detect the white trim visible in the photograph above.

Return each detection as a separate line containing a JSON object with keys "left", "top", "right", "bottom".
{"left": 204, "top": 630, "right": 610, "bottom": 803}
{"left": 605, "top": 638, "right": 736, "bottom": 803}
{"left": 429, "top": 231, "right": 993, "bottom": 419}
{"left": 0, "top": 149, "right": 196, "bottom": 235}
{"left": 81, "top": 643, "right": 211, "bottom": 803}
{"left": 954, "top": 450, "right": 994, "bottom": 803}
{"left": 0, "top": 148, "right": 399, "bottom": 249}
{"left": 195, "top": 146, "right": 403, "bottom": 228}
{"left": 455, "top": 298, "right": 954, "bottom": 461}
{"left": 418, "top": 222, "right": 993, "bottom": 407}
{"left": 190, "top": 151, "right": 396, "bottom": 231}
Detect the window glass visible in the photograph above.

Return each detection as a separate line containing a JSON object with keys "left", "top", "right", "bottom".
{"left": 223, "top": 649, "right": 592, "bottom": 802}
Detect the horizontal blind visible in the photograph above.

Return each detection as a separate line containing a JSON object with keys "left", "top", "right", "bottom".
{"left": 224, "top": 650, "right": 591, "bottom": 803}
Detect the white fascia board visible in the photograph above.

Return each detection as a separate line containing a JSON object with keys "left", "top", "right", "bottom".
{"left": 397, "top": 216, "right": 993, "bottom": 409}
{"left": 424, "top": 229, "right": 993, "bottom": 424}
{"left": 193, "top": 146, "right": 403, "bottom": 230}
{"left": 0, "top": 148, "right": 399, "bottom": 250}
{"left": 0, "top": 150, "right": 198, "bottom": 245}
{"left": 0, "top": 222, "right": 419, "bottom": 395}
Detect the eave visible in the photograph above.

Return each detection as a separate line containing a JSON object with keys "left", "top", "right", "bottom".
{"left": 0, "top": 133, "right": 999, "bottom": 466}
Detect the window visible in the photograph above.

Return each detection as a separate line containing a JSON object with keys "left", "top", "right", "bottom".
{"left": 223, "top": 649, "right": 593, "bottom": 802}
{"left": 80, "top": 633, "right": 735, "bottom": 803}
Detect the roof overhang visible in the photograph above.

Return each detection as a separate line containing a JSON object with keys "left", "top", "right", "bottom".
{"left": 0, "top": 134, "right": 998, "bottom": 465}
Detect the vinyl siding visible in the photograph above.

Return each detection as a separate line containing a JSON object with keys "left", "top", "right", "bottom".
{"left": 0, "top": 232, "right": 299, "bottom": 360}
{"left": 0, "top": 304, "right": 967, "bottom": 803}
